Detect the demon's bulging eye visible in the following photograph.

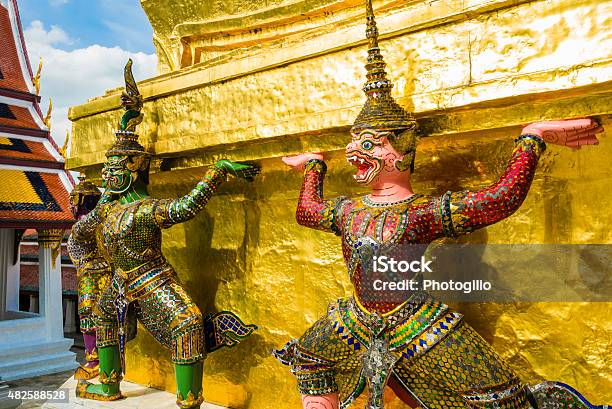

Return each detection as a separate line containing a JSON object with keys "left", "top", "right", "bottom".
{"left": 361, "top": 140, "right": 374, "bottom": 150}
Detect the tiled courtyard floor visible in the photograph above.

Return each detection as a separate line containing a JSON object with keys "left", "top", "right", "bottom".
{"left": 40, "top": 377, "right": 226, "bottom": 409}
{"left": 5, "top": 333, "right": 227, "bottom": 409}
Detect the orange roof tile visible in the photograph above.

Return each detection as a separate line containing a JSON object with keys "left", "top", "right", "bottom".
{"left": 0, "top": 136, "right": 55, "bottom": 162}
{"left": 0, "top": 169, "right": 75, "bottom": 228}
{"left": 0, "top": 104, "right": 38, "bottom": 129}
{"left": 0, "top": 4, "right": 29, "bottom": 93}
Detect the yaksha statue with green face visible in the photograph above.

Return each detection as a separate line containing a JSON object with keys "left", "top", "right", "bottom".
{"left": 69, "top": 60, "right": 257, "bottom": 409}
{"left": 67, "top": 174, "right": 112, "bottom": 381}
{"left": 275, "top": 1, "right": 605, "bottom": 408}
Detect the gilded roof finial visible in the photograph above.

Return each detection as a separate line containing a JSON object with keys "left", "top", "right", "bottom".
{"left": 32, "top": 57, "right": 43, "bottom": 95}
{"left": 44, "top": 98, "right": 52, "bottom": 130}
{"left": 60, "top": 129, "right": 70, "bottom": 159}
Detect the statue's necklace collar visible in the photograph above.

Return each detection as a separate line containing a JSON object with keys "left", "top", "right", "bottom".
{"left": 362, "top": 194, "right": 422, "bottom": 208}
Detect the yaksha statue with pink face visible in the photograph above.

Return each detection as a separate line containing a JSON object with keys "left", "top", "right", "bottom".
{"left": 69, "top": 60, "right": 257, "bottom": 409}
{"left": 275, "top": 1, "right": 605, "bottom": 408}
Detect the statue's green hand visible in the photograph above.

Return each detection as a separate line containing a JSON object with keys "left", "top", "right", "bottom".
{"left": 215, "top": 159, "right": 261, "bottom": 182}
{"left": 98, "top": 190, "right": 116, "bottom": 205}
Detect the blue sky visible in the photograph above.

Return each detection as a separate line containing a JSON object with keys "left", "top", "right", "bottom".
{"left": 18, "top": 0, "right": 155, "bottom": 54}
{"left": 15, "top": 0, "right": 158, "bottom": 147}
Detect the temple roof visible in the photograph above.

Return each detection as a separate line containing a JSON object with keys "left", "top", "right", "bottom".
{"left": 0, "top": 0, "right": 75, "bottom": 229}
{"left": 0, "top": 103, "right": 38, "bottom": 129}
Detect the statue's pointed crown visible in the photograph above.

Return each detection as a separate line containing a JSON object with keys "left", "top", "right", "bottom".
{"left": 106, "top": 59, "right": 148, "bottom": 157}
{"left": 351, "top": 0, "right": 417, "bottom": 135}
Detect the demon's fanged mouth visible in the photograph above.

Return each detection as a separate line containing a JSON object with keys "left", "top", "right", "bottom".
{"left": 346, "top": 151, "right": 382, "bottom": 183}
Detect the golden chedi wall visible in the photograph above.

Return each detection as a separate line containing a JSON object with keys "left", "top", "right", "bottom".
{"left": 67, "top": 0, "right": 611, "bottom": 407}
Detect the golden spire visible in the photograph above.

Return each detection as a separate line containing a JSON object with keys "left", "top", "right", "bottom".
{"left": 363, "top": 0, "right": 389, "bottom": 95}
{"left": 351, "top": 0, "right": 417, "bottom": 134}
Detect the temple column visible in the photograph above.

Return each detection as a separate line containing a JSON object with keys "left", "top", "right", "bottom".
{"left": 0, "top": 228, "right": 10, "bottom": 319}
{"left": 37, "top": 229, "right": 65, "bottom": 340}
{"left": 28, "top": 294, "right": 38, "bottom": 313}
{"left": 63, "top": 298, "right": 77, "bottom": 333}
{"left": 5, "top": 230, "right": 20, "bottom": 313}
{"left": 0, "top": 229, "right": 20, "bottom": 318}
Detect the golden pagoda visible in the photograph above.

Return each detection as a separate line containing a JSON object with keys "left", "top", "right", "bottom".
{"left": 67, "top": 0, "right": 611, "bottom": 407}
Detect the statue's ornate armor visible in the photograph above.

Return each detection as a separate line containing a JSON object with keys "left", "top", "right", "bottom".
{"left": 275, "top": 136, "right": 545, "bottom": 408}
{"left": 72, "top": 167, "right": 226, "bottom": 366}
{"left": 68, "top": 228, "right": 112, "bottom": 337}
{"left": 67, "top": 175, "right": 111, "bottom": 380}
{"left": 70, "top": 60, "right": 257, "bottom": 408}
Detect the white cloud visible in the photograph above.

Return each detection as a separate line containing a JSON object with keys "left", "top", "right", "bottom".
{"left": 25, "top": 20, "right": 72, "bottom": 47}
{"left": 49, "top": 0, "right": 69, "bottom": 7}
{"left": 23, "top": 20, "right": 157, "bottom": 152}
